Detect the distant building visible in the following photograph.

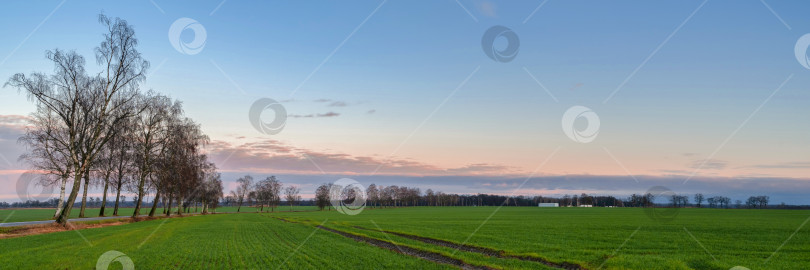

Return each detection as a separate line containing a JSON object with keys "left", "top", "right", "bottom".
{"left": 538, "top": 203, "right": 559, "bottom": 207}
{"left": 579, "top": 204, "right": 593, "bottom": 207}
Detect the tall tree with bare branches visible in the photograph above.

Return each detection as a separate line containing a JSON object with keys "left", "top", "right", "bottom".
{"left": 6, "top": 14, "right": 148, "bottom": 225}
{"left": 284, "top": 185, "right": 301, "bottom": 211}
{"left": 233, "top": 176, "right": 253, "bottom": 213}
{"left": 18, "top": 107, "right": 72, "bottom": 218}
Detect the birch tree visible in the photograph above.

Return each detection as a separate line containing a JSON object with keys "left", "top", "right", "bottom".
{"left": 6, "top": 14, "right": 147, "bottom": 225}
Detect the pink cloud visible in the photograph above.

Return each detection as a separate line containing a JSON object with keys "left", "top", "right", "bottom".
{"left": 206, "top": 139, "right": 517, "bottom": 176}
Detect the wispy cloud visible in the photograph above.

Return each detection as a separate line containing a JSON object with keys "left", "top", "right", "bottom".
{"left": 288, "top": 112, "right": 341, "bottom": 118}
{"left": 0, "top": 115, "right": 30, "bottom": 129}
{"left": 743, "top": 162, "right": 810, "bottom": 169}
{"left": 207, "top": 139, "right": 515, "bottom": 176}
{"left": 327, "top": 101, "right": 347, "bottom": 107}
{"left": 689, "top": 159, "right": 727, "bottom": 170}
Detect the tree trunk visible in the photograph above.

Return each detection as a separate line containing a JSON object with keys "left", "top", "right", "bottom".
{"left": 79, "top": 170, "right": 90, "bottom": 218}
{"left": 113, "top": 146, "right": 126, "bottom": 216}
{"left": 166, "top": 195, "right": 173, "bottom": 217}
{"left": 148, "top": 191, "right": 160, "bottom": 217}
{"left": 113, "top": 181, "right": 122, "bottom": 216}
{"left": 176, "top": 196, "right": 183, "bottom": 216}
{"left": 53, "top": 175, "right": 67, "bottom": 219}
{"left": 56, "top": 170, "right": 84, "bottom": 225}
{"left": 99, "top": 175, "right": 110, "bottom": 217}
{"left": 132, "top": 172, "right": 147, "bottom": 217}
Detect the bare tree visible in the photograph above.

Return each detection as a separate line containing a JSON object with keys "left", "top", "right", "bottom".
{"left": 131, "top": 92, "right": 173, "bottom": 217}
{"left": 108, "top": 117, "right": 134, "bottom": 216}
{"left": 284, "top": 185, "right": 301, "bottom": 211}
{"left": 694, "top": 193, "right": 704, "bottom": 208}
{"left": 18, "top": 107, "right": 72, "bottom": 219}
{"left": 366, "top": 184, "right": 378, "bottom": 208}
{"left": 268, "top": 177, "right": 282, "bottom": 212}
{"left": 161, "top": 117, "right": 208, "bottom": 216}
{"left": 195, "top": 162, "right": 222, "bottom": 214}
{"left": 94, "top": 143, "right": 116, "bottom": 216}
{"left": 6, "top": 14, "right": 148, "bottom": 225}
{"left": 315, "top": 184, "right": 330, "bottom": 211}
{"left": 234, "top": 175, "right": 253, "bottom": 212}
{"left": 254, "top": 176, "right": 281, "bottom": 212}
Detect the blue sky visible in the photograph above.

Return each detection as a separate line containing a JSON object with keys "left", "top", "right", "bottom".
{"left": 1, "top": 0, "right": 809, "bottom": 203}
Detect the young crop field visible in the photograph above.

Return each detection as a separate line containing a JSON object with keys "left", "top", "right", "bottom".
{"left": 0, "top": 207, "right": 807, "bottom": 269}
{"left": 0, "top": 206, "right": 317, "bottom": 223}
{"left": 0, "top": 212, "right": 446, "bottom": 269}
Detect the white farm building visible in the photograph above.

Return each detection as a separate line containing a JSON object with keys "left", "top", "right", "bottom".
{"left": 538, "top": 203, "right": 559, "bottom": 207}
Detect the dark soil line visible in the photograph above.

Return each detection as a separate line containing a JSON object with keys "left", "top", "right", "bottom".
{"left": 352, "top": 226, "right": 587, "bottom": 270}
{"left": 270, "top": 217, "right": 492, "bottom": 270}
{"left": 318, "top": 225, "right": 494, "bottom": 270}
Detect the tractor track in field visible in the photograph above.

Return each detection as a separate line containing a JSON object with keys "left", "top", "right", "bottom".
{"left": 271, "top": 217, "right": 493, "bottom": 270}
{"left": 352, "top": 226, "right": 587, "bottom": 270}
{"left": 317, "top": 226, "right": 493, "bottom": 270}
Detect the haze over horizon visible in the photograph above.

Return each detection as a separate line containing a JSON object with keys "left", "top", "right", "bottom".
{"left": 1, "top": 0, "right": 809, "bottom": 204}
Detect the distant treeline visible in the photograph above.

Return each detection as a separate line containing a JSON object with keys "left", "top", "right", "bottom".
{"left": 4, "top": 186, "right": 807, "bottom": 210}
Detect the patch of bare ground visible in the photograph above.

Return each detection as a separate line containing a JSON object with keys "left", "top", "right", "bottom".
{"left": 0, "top": 220, "right": 129, "bottom": 239}
{"left": 353, "top": 226, "right": 587, "bottom": 270}
{"left": 0, "top": 214, "right": 206, "bottom": 239}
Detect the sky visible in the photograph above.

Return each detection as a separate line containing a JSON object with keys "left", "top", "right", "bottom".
{"left": 0, "top": 0, "right": 809, "bottom": 204}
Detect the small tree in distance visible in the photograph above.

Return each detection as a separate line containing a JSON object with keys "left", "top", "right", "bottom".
{"left": 694, "top": 193, "right": 704, "bottom": 208}
{"left": 233, "top": 175, "right": 253, "bottom": 212}
{"left": 285, "top": 185, "right": 301, "bottom": 211}
{"left": 315, "top": 184, "right": 330, "bottom": 211}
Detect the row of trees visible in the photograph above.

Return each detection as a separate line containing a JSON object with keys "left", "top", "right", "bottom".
{"left": 221, "top": 175, "right": 302, "bottom": 212}
{"left": 305, "top": 183, "right": 780, "bottom": 210}
{"left": 745, "top": 196, "right": 770, "bottom": 209}
{"left": 626, "top": 193, "right": 764, "bottom": 209}
{"left": 6, "top": 14, "right": 222, "bottom": 225}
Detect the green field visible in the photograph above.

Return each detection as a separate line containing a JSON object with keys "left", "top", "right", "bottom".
{"left": 0, "top": 207, "right": 808, "bottom": 269}
{"left": 0, "top": 206, "right": 317, "bottom": 223}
